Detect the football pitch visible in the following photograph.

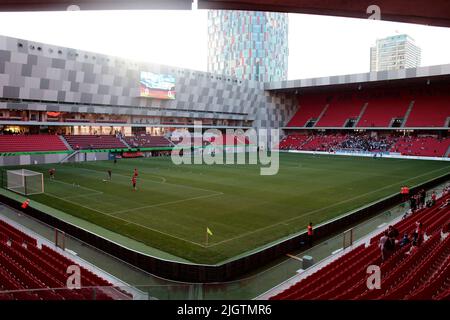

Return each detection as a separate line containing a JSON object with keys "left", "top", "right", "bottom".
{"left": 8, "top": 153, "right": 450, "bottom": 264}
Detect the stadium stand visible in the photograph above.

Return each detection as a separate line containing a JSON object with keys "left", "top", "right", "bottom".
{"left": 278, "top": 134, "right": 311, "bottom": 150}
{"left": 208, "top": 134, "right": 250, "bottom": 145}
{"left": 314, "top": 94, "right": 364, "bottom": 127}
{"left": 287, "top": 95, "right": 328, "bottom": 127}
{"left": 299, "top": 133, "right": 348, "bottom": 151}
{"left": 269, "top": 194, "right": 450, "bottom": 300}
{"left": 390, "top": 136, "right": 450, "bottom": 157}
{"left": 63, "top": 135, "right": 127, "bottom": 150}
{"left": 406, "top": 90, "right": 450, "bottom": 128}
{"left": 124, "top": 134, "right": 173, "bottom": 148}
{"left": 357, "top": 97, "right": 410, "bottom": 127}
{"left": 0, "top": 135, "right": 68, "bottom": 153}
{"left": 279, "top": 133, "right": 449, "bottom": 157}
{"left": 0, "top": 218, "right": 132, "bottom": 300}
{"left": 285, "top": 87, "right": 449, "bottom": 129}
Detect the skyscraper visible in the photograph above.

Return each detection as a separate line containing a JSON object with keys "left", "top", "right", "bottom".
{"left": 207, "top": 10, "right": 288, "bottom": 82}
{"left": 370, "top": 34, "right": 421, "bottom": 72}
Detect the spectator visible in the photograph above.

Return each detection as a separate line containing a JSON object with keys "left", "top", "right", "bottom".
{"left": 379, "top": 231, "right": 389, "bottom": 261}
{"left": 307, "top": 222, "right": 314, "bottom": 246}
{"left": 383, "top": 235, "right": 396, "bottom": 260}
{"left": 402, "top": 208, "right": 412, "bottom": 219}
{"left": 400, "top": 233, "right": 410, "bottom": 247}
{"left": 406, "top": 242, "right": 418, "bottom": 255}
{"left": 439, "top": 198, "right": 450, "bottom": 209}
{"left": 430, "top": 191, "right": 437, "bottom": 206}
{"left": 388, "top": 225, "right": 399, "bottom": 239}
{"left": 409, "top": 195, "right": 417, "bottom": 212}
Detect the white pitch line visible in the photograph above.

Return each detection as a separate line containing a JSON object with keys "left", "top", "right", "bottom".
{"left": 69, "top": 166, "right": 221, "bottom": 195}
{"left": 206, "top": 165, "right": 450, "bottom": 248}
{"left": 110, "top": 192, "right": 224, "bottom": 215}
{"left": 47, "top": 191, "right": 104, "bottom": 200}
{"left": 44, "top": 192, "right": 207, "bottom": 248}
{"left": 49, "top": 179, "right": 104, "bottom": 194}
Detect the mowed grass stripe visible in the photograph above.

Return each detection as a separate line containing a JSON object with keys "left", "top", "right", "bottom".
{"left": 9, "top": 154, "right": 449, "bottom": 264}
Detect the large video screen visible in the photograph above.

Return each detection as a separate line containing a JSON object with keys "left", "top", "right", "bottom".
{"left": 140, "top": 71, "right": 176, "bottom": 100}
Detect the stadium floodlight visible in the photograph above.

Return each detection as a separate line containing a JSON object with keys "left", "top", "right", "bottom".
{"left": 6, "top": 169, "right": 44, "bottom": 196}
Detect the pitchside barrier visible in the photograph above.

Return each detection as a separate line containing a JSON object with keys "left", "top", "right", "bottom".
{"left": 283, "top": 150, "right": 450, "bottom": 162}
{"left": 0, "top": 172, "right": 448, "bottom": 282}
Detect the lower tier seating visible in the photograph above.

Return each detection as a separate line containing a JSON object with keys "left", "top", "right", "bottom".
{"left": 270, "top": 194, "right": 450, "bottom": 300}
{"left": 279, "top": 133, "right": 449, "bottom": 157}
{"left": 0, "top": 135, "right": 68, "bottom": 153}
{"left": 63, "top": 135, "right": 126, "bottom": 150}
{"left": 124, "top": 134, "right": 172, "bottom": 148}
{"left": 0, "top": 219, "right": 132, "bottom": 300}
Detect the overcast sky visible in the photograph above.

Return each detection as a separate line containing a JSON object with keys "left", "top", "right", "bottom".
{"left": 0, "top": 7, "right": 449, "bottom": 80}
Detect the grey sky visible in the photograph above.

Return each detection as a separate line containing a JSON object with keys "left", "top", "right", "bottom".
{"left": 0, "top": 9, "right": 449, "bottom": 80}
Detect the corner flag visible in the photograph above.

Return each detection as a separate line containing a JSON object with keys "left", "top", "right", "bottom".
{"left": 207, "top": 227, "right": 213, "bottom": 236}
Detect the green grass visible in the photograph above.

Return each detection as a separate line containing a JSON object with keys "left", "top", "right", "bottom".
{"left": 6, "top": 153, "right": 449, "bottom": 264}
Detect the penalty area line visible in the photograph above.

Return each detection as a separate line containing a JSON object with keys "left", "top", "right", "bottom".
{"left": 109, "top": 192, "right": 224, "bottom": 215}
{"left": 44, "top": 192, "right": 208, "bottom": 248}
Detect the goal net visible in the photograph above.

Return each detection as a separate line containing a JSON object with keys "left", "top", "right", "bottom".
{"left": 6, "top": 169, "right": 44, "bottom": 195}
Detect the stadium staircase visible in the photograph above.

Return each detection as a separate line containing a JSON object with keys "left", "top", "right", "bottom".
{"left": 445, "top": 146, "right": 450, "bottom": 158}
{"left": 313, "top": 104, "right": 329, "bottom": 127}
{"left": 286, "top": 95, "right": 329, "bottom": 128}
{"left": 119, "top": 136, "right": 131, "bottom": 148}
{"left": 58, "top": 136, "right": 72, "bottom": 151}
{"left": 357, "top": 97, "right": 410, "bottom": 128}
{"left": 59, "top": 150, "right": 80, "bottom": 164}
{"left": 401, "top": 101, "right": 415, "bottom": 127}
{"left": 354, "top": 103, "right": 368, "bottom": 127}
{"left": 0, "top": 218, "right": 133, "bottom": 300}
{"left": 269, "top": 194, "right": 450, "bottom": 300}
{"left": 406, "top": 95, "right": 449, "bottom": 127}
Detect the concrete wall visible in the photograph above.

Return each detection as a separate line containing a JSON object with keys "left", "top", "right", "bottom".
{"left": 0, "top": 151, "right": 110, "bottom": 166}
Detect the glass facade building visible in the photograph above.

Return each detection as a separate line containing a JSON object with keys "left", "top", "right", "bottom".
{"left": 370, "top": 34, "right": 422, "bottom": 72}
{"left": 207, "top": 10, "right": 288, "bottom": 82}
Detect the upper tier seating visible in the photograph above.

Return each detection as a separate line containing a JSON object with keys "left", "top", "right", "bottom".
{"left": 0, "top": 135, "right": 68, "bottom": 153}
{"left": 357, "top": 97, "right": 410, "bottom": 127}
{"left": 286, "top": 85, "right": 449, "bottom": 128}
{"left": 124, "top": 134, "right": 172, "bottom": 148}
{"left": 315, "top": 96, "right": 364, "bottom": 127}
{"left": 270, "top": 194, "right": 450, "bottom": 300}
{"left": 390, "top": 136, "right": 450, "bottom": 157}
{"left": 406, "top": 95, "right": 449, "bottom": 127}
{"left": 63, "top": 135, "right": 126, "bottom": 150}
{"left": 287, "top": 95, "right": 328, "bottom": 127}
{"left": 0, "top": 219, "right": 132, "bottom": 300}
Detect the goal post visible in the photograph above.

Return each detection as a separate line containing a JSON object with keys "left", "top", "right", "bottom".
{"left": 6, "top": 169, "right": 44, "bottom": 195}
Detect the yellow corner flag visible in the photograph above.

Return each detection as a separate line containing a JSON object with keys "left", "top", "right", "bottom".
{"left": 206, "top": 227, "right": 213, "bottom": 236}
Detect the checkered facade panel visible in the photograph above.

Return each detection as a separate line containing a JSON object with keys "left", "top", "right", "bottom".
{"left": 265, "top": 64, "right": 450, "bottom": 90}
{"left": 0, "top": 35, "right": 296, "bottom": 128}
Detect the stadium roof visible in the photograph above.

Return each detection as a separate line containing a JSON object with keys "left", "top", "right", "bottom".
{"left": 0, "top": 0, "right": 193, "bottom": 11}
{"left": 198, "top": 0, "right": 450, "bottom": 28}
{"left": 264, "top": 64, "right": 450, "bottom": 92}
{"left": 0, "top": 1, "right": 449, "bottom": 28}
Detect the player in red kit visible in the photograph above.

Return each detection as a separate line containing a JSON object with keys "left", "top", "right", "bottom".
{"left": 132, "top": 175, "right": 137, "bottom": 191}
{"left": 133, "top": 168, "right": 138, "bottom": 177}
